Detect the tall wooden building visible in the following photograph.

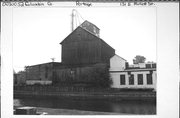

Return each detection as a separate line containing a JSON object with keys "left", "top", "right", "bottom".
{"left": 23, "top": 20, "right": 116, "bottom": 86}
{"left": 60, "top": 20, "right": 115, "bottom": 66}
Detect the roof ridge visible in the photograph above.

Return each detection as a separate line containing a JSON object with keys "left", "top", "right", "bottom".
{"left": 80, "top": 20, "right": 100, "bottom": 29}
{"left": 60, "top": 27, "right": 115, "bottom": 51}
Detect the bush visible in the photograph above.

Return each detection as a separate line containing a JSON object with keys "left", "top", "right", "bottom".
{"left": 54, "top": 65, "right": 112, "bottom": 88}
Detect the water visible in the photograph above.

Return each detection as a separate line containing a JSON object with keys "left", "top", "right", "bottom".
{"left": 14, "top": 98, "right": 156, "bottom": 114}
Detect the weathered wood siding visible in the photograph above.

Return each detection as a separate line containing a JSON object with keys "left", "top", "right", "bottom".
{"left": 62, "top": 27, "right": 101, "bottom": 66}
{"left": 61, "top": 27, "right": 115, "bottom": 66}
{"left": 101, "top": 40, "right": 115, "bottom": 65}
{"left": 26, "top": 63, "right": 53, "bottom": 81}
{"left": 25, "top": 63, "right": 62, "bottom": 81}
{"left": 24, "top": 62, "right": 108, "bottom": 86}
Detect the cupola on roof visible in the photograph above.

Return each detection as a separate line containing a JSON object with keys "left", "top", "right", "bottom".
{"left": 80, "top": 20, "right": 100, "bottom": 37}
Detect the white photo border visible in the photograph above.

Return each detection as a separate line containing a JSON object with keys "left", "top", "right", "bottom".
{"left": 1, "top": 1, "right": 179, "bottom": 118}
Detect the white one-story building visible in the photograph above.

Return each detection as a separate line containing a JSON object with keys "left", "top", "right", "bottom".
{"left": 109, "top": 55, "right": 156, "bottom": 91}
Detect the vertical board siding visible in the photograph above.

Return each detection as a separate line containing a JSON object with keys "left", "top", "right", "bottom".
{"left": 54, "top": 63, "right": 107, "bottom": 84}
{"left": 61, "top": 27, "right": 115, "bottom": 66}
{"left": 26, "top": 63, "right": 54, "bottom": 81}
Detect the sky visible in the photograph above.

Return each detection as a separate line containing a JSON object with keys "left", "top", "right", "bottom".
{"left": 13, "top": 7, "right": 156, "bottom": 72}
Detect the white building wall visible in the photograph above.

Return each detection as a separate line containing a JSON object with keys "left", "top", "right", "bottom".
{"left": 130, "top": 71, "right": 154, "bottom": 89}
{"left": 110, "top": 71, "right": 156, "bottom": 90}
{"left": 109, "top": 55, "right": 126, "bottom": 71}
{"left": 111, "top": 72, "right": 128, "bottom": 88}
{"left": 152, "top": 71, "right": 157, "bottom": 90}
{"left": 110, "top": 73, "right": 120, "bottom": 88}
{"left": 138, "top": 63, "right": 146, "bottom": 68}
{"left": 109, "top": 55, "right": 156, "bottom": 90}
{"left": 129, "top": 63, "right": 146, "bottom": 68}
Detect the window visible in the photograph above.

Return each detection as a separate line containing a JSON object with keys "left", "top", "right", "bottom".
{"left": 120, "top": 75, "right": 126, "bottom": 85}
{"left": 146, "top": 64, "right": 151, "bottom": 68}
{"left": 152, "top": 64, "right": 156, "bottom": 68}
{"left": 147, "top": 74, "right": 153, "bottom": 84}
{"left": 129, "top": 75, "right": 134, "bottom": 85}
{"left": 138, "top": 74, "right": 143, "bottom": 85}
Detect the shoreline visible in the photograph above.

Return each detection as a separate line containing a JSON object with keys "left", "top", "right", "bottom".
{"left": 14, "top": 90, "right": 156, "bottom": 101}
{"left": 14, "top": 106, "right": 126, "bottom": 115}
{"left": 36, "top": 107, "right": 125, "bottom": 115}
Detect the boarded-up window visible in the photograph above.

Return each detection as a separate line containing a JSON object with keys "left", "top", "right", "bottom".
{"left": 138, "top": 74, "right": 143, "bottom": 85}
{"left": 120, "top": 75, "right": 126, "bottom": 85}
{"left": 129, "top": 75, "right": 134, "bottom": 85}
{"left": 147, "top": 74, "right": 153, "bottom": 84}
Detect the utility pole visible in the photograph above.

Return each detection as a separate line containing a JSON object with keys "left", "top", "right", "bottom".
{"left": 71, "top": 9, "right": 85, "bottom": 32}
{"left": 71, "top": 9, "right": 75, "bottom": 32}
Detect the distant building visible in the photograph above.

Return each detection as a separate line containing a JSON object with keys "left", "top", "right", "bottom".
{"left": 14, "top": 71, "right": 26, "bottom": 85}
{"left": 110, "top": 55, "right": 156, "bottom": 90}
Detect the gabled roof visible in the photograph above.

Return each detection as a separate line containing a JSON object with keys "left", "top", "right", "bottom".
{"left": 60, "top": 20, "right": 100, "bottom": 44}
{"left": 111, "top": 54, "right": 127, "bottom": 61}
{"left": 59, "top": 26, "right": 114, "bottom": 51}
{"left": 60, "top": 26, "right": 82, "bottom": 44}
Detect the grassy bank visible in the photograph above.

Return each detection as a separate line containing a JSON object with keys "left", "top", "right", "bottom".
{"left": 14, "top": 90, "right": 156, "bottom": 101}
{"left": 14, "top": 85, "right": 156, "bottom": 101}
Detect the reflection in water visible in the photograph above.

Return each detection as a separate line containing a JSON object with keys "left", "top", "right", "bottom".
{"left": 14, "top": 98, "right": 156, "bottom": 114}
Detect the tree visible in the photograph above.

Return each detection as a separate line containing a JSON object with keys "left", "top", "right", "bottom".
{"left": 133, "top": 55, "right": 146, "bottom": 64}
{"left": 90, "top": 66, "right": 112, "bottom": 88}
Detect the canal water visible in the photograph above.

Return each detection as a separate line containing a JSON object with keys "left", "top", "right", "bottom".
{"left": 14, "top": 98, "right": 156, "bottom": 114}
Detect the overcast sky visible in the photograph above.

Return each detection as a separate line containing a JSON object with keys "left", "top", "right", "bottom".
{"left": 13, "top": 7, "right": 156, "bottom": 72}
